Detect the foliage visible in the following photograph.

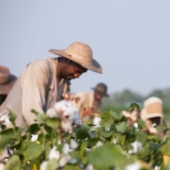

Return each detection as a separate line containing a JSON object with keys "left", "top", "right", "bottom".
{"left": 0, "top": 107, "right": 170, "bottom": 170}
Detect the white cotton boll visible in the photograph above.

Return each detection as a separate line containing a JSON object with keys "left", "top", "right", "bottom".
{"left": 31, "top": 134, "right": 39, "bottom": 142}
{"left": 40, "top": 161, "right": 48, "bottom": 170}
{"left": 125, "top": 162, "right": 141, "bottom": 170}
{"left": 61, "top": 120, "right": 72, "bottom": 132}
{"left": 94, "top": 141, "right": 103, "bottom": 148}
{"left": 113, "top": 138, "right": 117, "bottom": 145}
{"left": 129, "top": 141, "right": 142, "bottom": 154}
{"left": 70, "top": 139, "right": 78, "bottom": 149}
{"left": 68, "top": 158, "right": 77, "bottom": 164}
{"left": 54, "top": 100, "right": 68, "bottom": 114}
{"left": 4, "top": 116, "right": 12, "bottom": 126}
{"left": 0, "top": 114, "right": 12, "bottom": 126}
{"left": 46, "top": 108, "right": 58, "bottom": 118}
{"left": 152, "top": 123, "right": 157, "bottom": 127}
{"left": 59, "top": 154, "right": 71, "bottom": 167}
{"left": 84, "top": 164, "right": 94, "bottom": 170}
{"left": 133, "top": 122, "right": 139, "bottom": 131}
{"left": 49, "top": 146, "right": 60, "bottom": 160}
{"left": 154, "top": 166, "right": 161, "bottom": 170}
{"left": 93, "top": 117, "right": 101, "bottom": 127}
{"left": 62, "top": 143, "right": 72, "bottom": 154}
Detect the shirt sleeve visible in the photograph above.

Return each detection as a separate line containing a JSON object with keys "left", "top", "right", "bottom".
{"left": 21, "top": 60, "right": 50, "bottom": 125}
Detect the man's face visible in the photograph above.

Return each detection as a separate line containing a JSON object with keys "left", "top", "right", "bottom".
{"left": 94, "top": 92, "right": 104, "bottom": 102}
{"left": 63, "top": 60, "right": 87, "bottom": 80}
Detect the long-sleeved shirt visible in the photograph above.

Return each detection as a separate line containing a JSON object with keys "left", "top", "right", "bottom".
{"left": 0, "top": 58, "right": 70, "bottom": 127}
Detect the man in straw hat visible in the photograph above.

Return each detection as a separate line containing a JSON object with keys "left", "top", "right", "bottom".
{"left": 0, "top": 66, "right": 17, "bottom": 105}
{"left": 0, "top": 42, "right": 102, "bottom": 128}
{"left": 72, "top": 82, "right": 109, "bottom": 122}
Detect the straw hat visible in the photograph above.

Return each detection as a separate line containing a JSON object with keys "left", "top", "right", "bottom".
{"left": 140, "top": 97, "right": 163, "bottom": 122}
{"left": 0, "top": 66, "right": 17, "bottom": 95}
{"left": 49, "top": 42, "right": 102, "bottom": 74}
{"left": 92, "top": 83, "right": 109, "bottom": 97}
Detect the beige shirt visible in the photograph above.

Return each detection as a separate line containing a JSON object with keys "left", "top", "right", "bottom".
{"left": 0, "top": 58, "right": 70, "bottom": 127}
{"left": 72, "top": 92, "right": 102, "bottom": 118}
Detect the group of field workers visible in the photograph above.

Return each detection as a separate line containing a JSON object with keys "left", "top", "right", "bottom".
{"left": 0, "top": 42, "right": 166, "bottom": 131}
{"left": 0, "top": 42, "right": 109, "bottom": 128}
{"left": 0, "top": 42, "right": 169, "bottom": 169}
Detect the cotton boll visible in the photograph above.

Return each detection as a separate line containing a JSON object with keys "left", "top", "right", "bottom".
{"left": 49, "top": 146, "right": 60, "bottom": 160}
{"left": 46, "top": 108, "right": 58, "bottom": 118}
{"left": 70, "top": 139, "right": 78, "bottom": 149}
{"left": 84, "top": 164, "right": 94, "bottom": 170}
{"left": 62, "top": 143, "right": 72, "bottom": 154}
{"left": 40, "top": 161, "right": 48, "bottom": 170}
{"left": 61, "top": 120, "right": 72, "bottom": 132}
{"left": 31, "top": 134, "right": 39, "bottom": 142}
{"left": 93, "top": 117, "right": 101, "bottom": 127}
{"left": 59, "top": 154, "right": 71, "bottom": 167}
{"left": 54, "top": 100, "right": 68, "bottom": 114}
{"left": 133, "top": 122, "right": 139, "bottom": 130}
{"left": 0, "top": 114, "right": 12, "bottom": 126}
{"left": 125, "top": 162, "right": 141, "bottom": 170}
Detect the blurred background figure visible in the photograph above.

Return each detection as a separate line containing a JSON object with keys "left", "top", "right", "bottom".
{"left": 72, "top": 82, "right": 109, "bottom": 122}
{"left": 140, "top": 96, "right": 164, "bottom": 135}
{"left": 0, "top": 66, "right": 17, "bottom": 105}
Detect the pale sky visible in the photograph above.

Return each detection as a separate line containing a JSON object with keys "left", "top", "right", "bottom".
{"left": 0, "top": 0, "right": 170, "bottom": 96}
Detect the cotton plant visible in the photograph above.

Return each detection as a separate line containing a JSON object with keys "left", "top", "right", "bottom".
{"left": 0, "top": 114, "right": 12, "bottom": 128}
{"left": 46, "top": 93, "right": 82, "bottom": 132}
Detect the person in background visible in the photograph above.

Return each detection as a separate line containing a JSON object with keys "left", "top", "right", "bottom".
{"left": 140, "top": 96, "right": 164, "bottom": 135}
{"left": 72, "top": 83, "right": 109, "bottom": 123}
{"left": 0, "top": 66, "right": 17, "bottom": 105}
{"left": 0, "top": 42, "right": 102, "bottom": 128}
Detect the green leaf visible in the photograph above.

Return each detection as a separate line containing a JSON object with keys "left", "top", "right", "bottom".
{"left": 135, "top": 131, "right": 147, "bottom": 143}
{"left": 0, "top": 128, "right": 15, "bottom": 149}
{"left": 31, "top": 109, "right": 46, "bottom": 123}
{"left": 8, "top": 109, "right": 17, "bottom": 127}
{"left": 129, "top": 103, "right": 140, "bottom": 112}
{"left": 4, "top": 155, "right": 21, "bottom": 170}
{"left": 75, "top": 125, "right": 90, "bottom": 140}
{"left": 64, "top": 164, "right": 81, "bottom": 170}
{"left": 28, "top": 123, "right": 41, "bottom": 134}
{"left": 159, "top": 138, "right": 170, "bottom": 155}
{"left": 46, "top": 158, "right": 58, "bottom": 170}
{"left": 45, "top": 117, "right": 59, "bottom": 129}
{"left": 22, "top": 141, "right": 43, "bottom": 162}
{"left": 100, "top": 110, "right": 114, "bottom": 129}
{"left": 88, "top": 143, "right": 125, "bottom": 168}
{"left": 115, "top": 122, "right": 127, "bottom": 133}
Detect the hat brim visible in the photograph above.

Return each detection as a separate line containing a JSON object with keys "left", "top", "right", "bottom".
{"left": 49, "top": 49, "right": 102, "bottom": 74}
{"left": 91, "top": 87, "right": 109, "bottom": 97}
{"left": 0, "top": 74, "right": 17, "bottom": 95}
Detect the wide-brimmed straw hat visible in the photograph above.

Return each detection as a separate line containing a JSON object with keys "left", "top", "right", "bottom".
{"left": 140, "top": 97, "right": 163, "bottom": 122}
{"left": 92, "top": 83, "right": 109, "bottom": 97}
{"left": 0, "top": 66, "right": 17, "bottom": 95}
{"left": 48, "top": 42, "right": 102, "bottom": 74}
